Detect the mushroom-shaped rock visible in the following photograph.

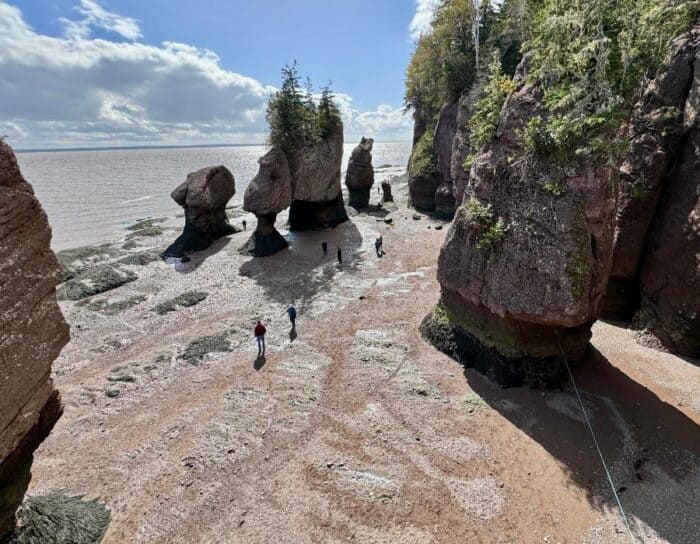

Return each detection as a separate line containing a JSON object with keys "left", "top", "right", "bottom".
{"left": 422, "top": 57, "right": 616, "bottom": 388}
{"left": 1, "top": 140, "right": 69, "bottom": 539}
{"left": 345, "top": 137, "right": 375, "bottom": 209}
{"left": 287, "top": 121, "right": 349, "bottom": 230}
{"left": 163, "top": 166, "right": 238, "bottom": 258}
{"left": 240, "top": 148, "right": 292, "bottom": 257}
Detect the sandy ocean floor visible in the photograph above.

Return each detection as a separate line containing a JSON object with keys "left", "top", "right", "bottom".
{"left": 30, "top": 175, "right": 700, "bottom": 543}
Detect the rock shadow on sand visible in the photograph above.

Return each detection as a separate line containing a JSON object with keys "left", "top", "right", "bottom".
{"left": 168, "top": 237, "right": 233, "bottom": 274}
{"left": 239, "top": 220, "right": 363, "bottom": 311}
{"left": 463, "top": 346, "right": 700, "bottom": 543}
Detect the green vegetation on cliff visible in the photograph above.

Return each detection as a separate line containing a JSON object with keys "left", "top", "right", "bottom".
{"left": 267, "top": 63, "right": 341, "bottom": 153}
{"left": 406, "top": 0, "right": 699, "bottom": 170}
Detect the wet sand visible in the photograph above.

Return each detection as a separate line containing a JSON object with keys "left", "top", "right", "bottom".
{"left": 31, "top": 178, "right": 700, "bottom": 543}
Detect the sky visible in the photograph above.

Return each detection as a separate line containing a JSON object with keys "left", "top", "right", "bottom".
{"left": 0, "top": 0, "right": 439, "bottom": 149}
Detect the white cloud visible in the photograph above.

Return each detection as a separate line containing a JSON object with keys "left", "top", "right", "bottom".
{"left": 409, "top": 0, "right": 440, "bottom": 40}
{"left": 0, "top": 1, "right": 411, "bottom": 149}
{"left": 61, "top": 0, "right": 142, "bottom": 40}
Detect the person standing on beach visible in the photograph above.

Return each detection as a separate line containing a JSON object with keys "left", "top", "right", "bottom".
{"left": 375, "top": 236, "right": 383, "bottom": 257}
{"left": 337, "top": 247, "right": 343, "bottom": 264}
{"left": 287, "top": 305, "right": 297, "bottom": 329}
{"left": 242, "top": 219, "right": 247, "bottom": 231}
{"left": 254, "top": 320, "right": 266, "bottom": 357}
{"left": 322, "top": 241, "right": 328, "bottom": 257}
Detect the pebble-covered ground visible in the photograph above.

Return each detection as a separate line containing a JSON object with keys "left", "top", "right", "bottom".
{"left": 30, "top": 175, "right": 700, "bottom": 543}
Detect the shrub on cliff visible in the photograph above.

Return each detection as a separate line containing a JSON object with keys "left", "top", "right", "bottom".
{"left": 266, "top": 63, "right": 341, "bottom": 152}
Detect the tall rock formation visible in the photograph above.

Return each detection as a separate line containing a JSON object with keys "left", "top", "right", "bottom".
{"left": 241, "top": 148, "right": 292, "bottom": 257}
{"left": 422, "top": 58, "right": 616, "bottom": 387}
{"left": 433, "top": 102, "right": 459, "bottom": 219}
{"left": 0, "top": 140, "right": 69, "bottom": 540}
{"left": 603, "top": 22, "right": 700, "bottom": 357}
{"left": 345, "top": 137, "right": 375, "bottom": 209}
{"left": 288, "top": 121, "right": 348, "bottom": 230}
{"left": 450, "top": 90, "right": 478, "bottom": 208}
{"left": 163, "top": 166, "right": 238, "bottom": 258}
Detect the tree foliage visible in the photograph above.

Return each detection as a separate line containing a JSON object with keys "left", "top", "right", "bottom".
{"left": 266, "top": 63, "right": 341, "bottom": 152}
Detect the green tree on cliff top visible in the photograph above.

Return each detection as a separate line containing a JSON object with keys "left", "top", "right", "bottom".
{"left": 267, "top": 63, "right": 341, "bottom": 152}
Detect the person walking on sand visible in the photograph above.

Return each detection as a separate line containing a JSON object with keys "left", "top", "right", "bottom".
{"left": 322, "top": 241, "right": 328, "bottom": 257}
{"left": 242, "top": 219, "right": 247, "bottom": 231}
{"left": 254, "top": 320, "right": 266, "bottom": 357}
{"left": 375, "top": 235, "right": 384, "bottom": 257}
{"left": 337, "top": 247, "right": 343, "bottom": 264}
{"left": 287, "top": 305, "right": 297, "bottom": 329}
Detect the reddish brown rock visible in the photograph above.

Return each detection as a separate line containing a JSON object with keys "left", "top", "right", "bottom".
{"left": 241, "top": 148, "right": 292, "bottom": 257}
{"left": 634, "top": 41, "right": 700, "bottom": 357}
{"left": 288, "top": 121, "right": 348, "bottom": 230}
{"left": 345, "top": 137, "right": 375, "bottom": 209}
{"left": 163, "top": 166, "right": 238, "bottom": 258}
{"left": 433, "top": 102, "right": 458, "bottom": 219}
{"left": 0, "top": 140, "right": 69, "bottom": 540}
{"left": 604, "top": 25, "right": 700, "bottom": 318}
{"left": 423, "top": 58, "right": 616, "bottom": 387}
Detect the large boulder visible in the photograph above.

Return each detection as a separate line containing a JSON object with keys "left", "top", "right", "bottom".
{"left": 0, "top": 140, "right": 69, "bottom": 540}
{"left": 241, "top": 148, "right": 292, "bottom": 257}
{"left": 634, "top": 42, "right": 700, "bottom": 357}
{"left": 345, "top": 137, "right": 375, "bottom": 209}
{"left": 603, "top": 25, "right": 700, "bottom": 318}
{"left": 163, "top": 166, "right": 238, "bottom": 258}
{"left": 288, "top": 121, "right": 348, "bottom": 230}
{"left": 423, "top": 59, "right": 616, "bottom": 387}
{"left": 408, "top": 106, "right": 441, "bottom": 212}
{"left": 433, "top": 102, "right": 458, "bottom": 219}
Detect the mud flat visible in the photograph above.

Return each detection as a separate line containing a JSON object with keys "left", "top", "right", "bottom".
{"left": 30, "top": 174, "right": 700, "bottom": 543}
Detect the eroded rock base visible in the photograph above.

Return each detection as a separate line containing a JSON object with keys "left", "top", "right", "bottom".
{"left": 420, "top": 300, "right": 592, "bottom": 388}
{"left": 239, "top": 214, "right": 289, "bottom": 258}
{"left": 289, "top": 193, "right": 349, "bottom": 231}
{"left": 348, "top": 190, "right": 370, "bottom": 210}
{"left": 0, "top": 391, "right": 62, "bottom": 541}
{"left": 163, "top": 216, "right": 238, "bottom": 259}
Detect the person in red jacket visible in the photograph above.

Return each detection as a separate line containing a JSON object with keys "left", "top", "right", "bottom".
{"left": 254, "top": 320, "right": 266, "bottom": 356}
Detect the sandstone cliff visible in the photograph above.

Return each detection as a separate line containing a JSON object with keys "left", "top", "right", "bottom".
{"left": 0, "top": 140, "right": 69, "bottom": 540}
{"left": 423, "top": 57, "right": 617, "bottom": 387}
{"left": 604, "top": 22, "right": 700, "bottom": 358}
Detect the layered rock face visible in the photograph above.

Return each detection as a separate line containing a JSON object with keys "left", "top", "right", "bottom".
{"left": 408, "top": 108, "right": 441, "bottom": 212}
{"left": 433, "top": 102, "right": 458, "bottom": 218}
{"left": 450, "top": 91, "right": 477, "bottom": 208}
{"left": 345, "top": 137, "right": 375, "bottom": 209}
{"left": 241, "top": 148, "right": 292, "bottom": 257}
{"left": 423, "top": 60, "right": 616, "bottom": 387}
{"left": 0, "top": 141, "right": 69, "bottom": 539}
{"left": 164, "top": 166, "right": 238, "bottom": 258}
{"left": 288, "top": 122, "right": 348, "bottom": 230}
{"left": 604, "top": 24, "right": 700, "bottom": 357}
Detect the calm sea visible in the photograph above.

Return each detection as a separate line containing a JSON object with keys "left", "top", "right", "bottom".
{"left": 16, "top": 142, "right": 411, "bottom": 250}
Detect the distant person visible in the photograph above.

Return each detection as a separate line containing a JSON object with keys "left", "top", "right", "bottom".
{"left": 242, "top": 219, "right": 247, "bottom": 231}
{"left": 337, "top": 247, "right": 343, "bottom": 264}
{"left": 375, "top": 236, "right": 383, "bottom": 257}
{"left": 322, "top": 241, "right": 328, "bottom": 257}
{"left": 254, "top": 320, "right": 266, "bottom": 357}
{"left": 287, "top": 305, "right": 297, "bottom": 328}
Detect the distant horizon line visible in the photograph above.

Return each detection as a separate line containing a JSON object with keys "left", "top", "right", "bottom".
{"left": 16, "top": 140, "right": 412, "bottom": 154}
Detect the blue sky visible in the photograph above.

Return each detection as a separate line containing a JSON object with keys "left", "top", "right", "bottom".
{"left": 0, "top": 0, "right": 438, "bottom": 148}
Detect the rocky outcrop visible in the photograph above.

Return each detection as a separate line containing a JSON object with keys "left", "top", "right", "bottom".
{"left": 634, "top": 36, "right": 700, "bottom": 357}
{"left": 408, "top": 106, "right": 440, "bottom": 212}
{"left": 423, "top": 58, "right": 616, "bottom": 387}
{"left": 604, "top": 26, "right": 700, "bottom": 319}
{"left": 288, "top": 121, "right": 348, "bottom": 230}
{"left": 433, "top": 102, "right": 458, "bottom": 219}
{"left": 601, "top": 23, "right": 700, "bottom": 357}
{"left": 345, "top": 137, "right": 375, "bottom": 209}
{"left": 241, "top": 148, "right": 292, "bottom": 257}
{"left": 163, "top": 166, "right": 238, "bottom": 258}
{"left": 0, "top": 140, "right": 69, "bottom": 540}
{"left": 451, "top": 90, "right": 478, "bottom": 207}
